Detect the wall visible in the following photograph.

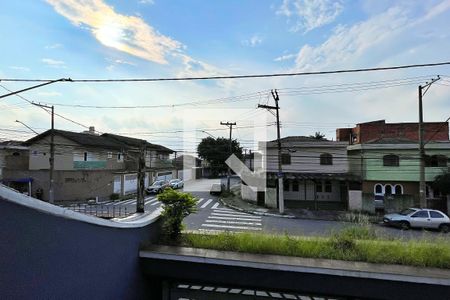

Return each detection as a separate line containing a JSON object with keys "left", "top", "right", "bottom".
{"left": 348, "top": 190, "right": 362, "bottom": 211}
{"left": 0, "top": 185, "right": 161, "bottom": 299}
{"left": 241, "top": 184, "right": 257, "bottom": 203}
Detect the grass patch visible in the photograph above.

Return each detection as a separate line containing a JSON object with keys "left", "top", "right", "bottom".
{"left": 171, "top": 229, "right": 450, "bottom": 269}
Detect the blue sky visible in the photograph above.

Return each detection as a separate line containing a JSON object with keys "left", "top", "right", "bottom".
{"left": 1, "top": 0, "right": 450, "bottom": 153}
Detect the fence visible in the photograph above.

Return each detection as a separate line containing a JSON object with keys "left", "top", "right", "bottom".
{"left": 65, "top": 204, "right": 134, "bottom": 219}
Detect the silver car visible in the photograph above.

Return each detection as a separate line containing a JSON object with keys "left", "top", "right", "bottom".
{"left": 383, "top": 208, "right": 450, "bottom": 232}
{"left": 169, "top": 179, "right": 184, "bottom": 189}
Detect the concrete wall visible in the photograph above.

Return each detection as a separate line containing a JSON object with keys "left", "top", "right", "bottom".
{"left": 348, "top": 190, "right": 363, "bottom": 211}
{"left": 241, "top": 184, "right": 257, "bottom": 203}
{"left": 265, "top": 188, "right": 277, "bottom": 208}
{"left": 0, "top": 185, "right": 161, "bottom": 299}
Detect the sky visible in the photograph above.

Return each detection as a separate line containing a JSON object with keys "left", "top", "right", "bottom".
{"left": 1, "top": 0, "right": 450, "bottom": 154}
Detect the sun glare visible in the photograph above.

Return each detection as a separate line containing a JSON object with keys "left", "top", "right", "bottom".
{"left": 95, "top": 22, "right": 124, "bottom": 48}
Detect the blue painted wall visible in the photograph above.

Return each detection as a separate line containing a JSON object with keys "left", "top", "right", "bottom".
{"left": 0, "top": 199, "right": 160, "bottom": 299}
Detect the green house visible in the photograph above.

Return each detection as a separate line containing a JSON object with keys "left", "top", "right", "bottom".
{"left": 348, "top": 138, "right": 450, "bottom": 209}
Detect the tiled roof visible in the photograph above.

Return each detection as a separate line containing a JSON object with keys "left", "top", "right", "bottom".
{"left": 365, "top": 137, "right": 418, "bottom": 144}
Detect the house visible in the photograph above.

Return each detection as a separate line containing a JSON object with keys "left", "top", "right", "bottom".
{"left": 3, "top": 128, "right": 175, "bottom": 202}
{"left": 0, "top": 141, "right": 30, "bottom": 194}
{"left": 257, "top": 136, "right": 359, "bottom": 210}
{"left": 347, "top": 137, "right": 450, "bottom": 213}
{"left": 336, "top": 119, "right": 449, "bottom": 144}
{"left": 173, "top": 155, "right": 203, "bottom": 181}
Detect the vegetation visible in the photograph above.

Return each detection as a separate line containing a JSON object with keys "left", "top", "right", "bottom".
{"left": 309, "top": 131, "right": 326, "bottom": 140}
{"left": 197, "top": 136, "right": 243, "bottom": 177}
{"left": 109, "top": 193, "right": 120, "bottom": 200}
{"left": 432, "top": 172, "right": 450, "bottom": 195}
{"left": 173, "top": 229, "right": 450, "bottom": 269}
{"left": 157, "top": 189, "right": 197, "bottom": 240}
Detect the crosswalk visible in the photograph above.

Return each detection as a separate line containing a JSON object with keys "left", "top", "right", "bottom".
{"left": 200, "top": 206, "right": 263, "bottom": 232}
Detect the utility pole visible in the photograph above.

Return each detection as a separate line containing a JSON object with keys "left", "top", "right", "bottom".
{"left": 258, "top": 89, "right": 284, "bottom": 214}
{"left": 0, "top": 78, "right": 71, "bottom": 99}
{"left": 136, "top": 144, "right": 146, "bottom": 213}
{"left": 32, "top": 102, "right": 55, "bottom": 203}
{"left": 418, "top": 76, "right": 440, "bottom": 208}
{"left": 220, "top": 121, "right": 236, "bottom": 192}
{"left": 174, "top": 151, "right": 178, "bottom": 179}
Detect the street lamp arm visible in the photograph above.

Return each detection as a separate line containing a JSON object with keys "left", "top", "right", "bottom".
{"left": 0, "top": 78, "right": 71, "bottom": 99}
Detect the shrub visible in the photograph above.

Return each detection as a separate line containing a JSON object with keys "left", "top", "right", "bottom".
{"left": 158, "top": 189, "right": 197, "bottom": 240}
{"left": 110, "top": 193, "right": 120, "bottom": 200}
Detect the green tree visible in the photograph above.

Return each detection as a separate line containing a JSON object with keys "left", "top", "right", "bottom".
{"left": 158, "top": 189, "right": 197, "bottom": 240}
{"left": 309, "top": 131, "right": 326, "bottom": 140}
{"left": 197, "top": 137, "right": 243, "bottom": 177}
{"left": 432, "top": 172, "right": 450, "bottom": 195}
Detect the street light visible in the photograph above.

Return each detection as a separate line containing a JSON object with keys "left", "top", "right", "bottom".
{"left": 15, "top": 120, "right": 39, "bottom": 135}
{"left": 201, "top": 130, "right": 216, "bottom": 139}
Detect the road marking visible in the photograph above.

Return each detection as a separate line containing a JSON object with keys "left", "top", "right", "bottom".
{"left": 201, "top": 224, "right": 262, "bottom": 231}
{"left": 196, "top": 198, "right": 205, "bottom": 205}
{"left": 151, "top": 200, "right": 160, "bottom": 206}
{"left": 211, "top": 212, "right": 261, "bottom": 219}
{"left": 205, "top": 220, "right": 262, "bottom": 226}
{"left": 201, "top": 199, "right": 213, "bottom": 208}
{"left": 212, "top": 210, "right": 255, "bottom": 216}
{"left": 208, "top": 216, "right": 262, "bottom": 222}
{"left": 211, "top": 202, "right": 220, "bottom": 209}
{"left": 145, "top": 198, "right": 158, "bottom": 205}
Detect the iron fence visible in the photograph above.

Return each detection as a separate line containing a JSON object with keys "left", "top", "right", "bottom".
{"left": 64, "top": 203, "right": 135, "bottom": 219}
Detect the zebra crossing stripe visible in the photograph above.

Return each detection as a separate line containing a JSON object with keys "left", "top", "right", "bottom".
{"left": 151, "top": 200, "right": 160, "bottom": 206}
{"left": 201, "top": 224, "right": 262, "bottom": 231}
{"left": 212, "top": 210, "right": 255, "bottom": 216}
{"left": 200, "top": 199, "right": 213, "bottom": 208}
{"left": 208, "top": 216, "right": 262, "bottom": 222}
{"left": 211, "top": 212, "right": 261, "bottom": 219}
{"left": 205, "top": 220, "right": 262, "bottom": 226}
{"left": 145, "top": 198, "right": 158, "bottom": 205}
{"left": 211, "top": 202, "right": 220, "bottom": 209}
{"left": 197, "top": 198, "right": 205, "bottom": 205}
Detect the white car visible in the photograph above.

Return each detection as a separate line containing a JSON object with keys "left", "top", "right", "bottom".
{"left": 383, "top": 208, "right": 450, "bottom": 232}
{"left": 169, "top": 179, "right": 184, "bottom": 189}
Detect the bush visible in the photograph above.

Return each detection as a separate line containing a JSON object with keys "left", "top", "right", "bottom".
{"left": 110, "top": 193, "right": 120, "bottom": 200}
{"left": 158, "top": 189, "right": 197, "bottom": 240}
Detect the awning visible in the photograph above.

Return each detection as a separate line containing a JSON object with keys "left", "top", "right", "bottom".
{"left": 1, "top": 177, "right": 33, "bottom": 183}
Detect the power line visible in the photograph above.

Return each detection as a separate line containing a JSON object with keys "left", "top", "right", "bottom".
{"left": 1, "top": 61, "right": 450, "bottom": 83}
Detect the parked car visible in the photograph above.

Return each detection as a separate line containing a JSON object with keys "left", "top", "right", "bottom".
{"left": 146, "top": 180, "right": 169, "bottom": 194}
{"left": 383, "top": 208, "right": 450, "bottom": 232}
{"left": 169, "top": 179, "right": 184, "bottom": 189}
{"left": 210, "top": 183, "right": 223, "bottom": 195}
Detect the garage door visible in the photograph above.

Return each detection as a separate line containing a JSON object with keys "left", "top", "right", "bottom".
{"left": 124, "top": 173, "right": 137, "bottom": 194}
{"left": 156, "top": 171, "right": 173, "bottom": 181}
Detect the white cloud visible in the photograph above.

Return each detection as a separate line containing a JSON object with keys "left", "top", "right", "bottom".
{"left": 45, "top": 43, "right": 63, "bottom": 49}
{"left": 242, "top": 34, "right": 263, "bottom": 47}
{"left": 46, "top": 0, "right": 181, "bottom": 64}
{"left": 9, "top": 66, "right": 30, "bottom": 71}
{"left": 38, "top": 91, "right": 62, "bottom": 97}
{"left": 276, "top": 0, "right": 344, "bottom": 33}
{"left": 138, "top": 0, "right": 154, "bottom": 4}
{"left": 41, "top": 58, "right": 66, "bottom": 68}
{"left": 274, "top": 53, "right": 296, "bottom": 62}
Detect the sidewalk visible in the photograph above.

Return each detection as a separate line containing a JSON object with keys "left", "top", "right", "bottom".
{"left": 219, "top": 191, "right": 348, "bottom": 221}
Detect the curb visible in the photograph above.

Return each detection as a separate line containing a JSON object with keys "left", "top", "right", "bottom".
{"left": 218, "top": 198, "right": 296, "bottom": 219}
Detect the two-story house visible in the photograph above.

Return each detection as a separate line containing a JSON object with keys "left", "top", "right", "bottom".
{"left": 258, "top": 136, "right": 359, "bottom": 210}
{"left": 4, "top": 129, "right": 174, "bottom": 202}
{"left": 0, "top": 141, "right": 30, "bottom": 194}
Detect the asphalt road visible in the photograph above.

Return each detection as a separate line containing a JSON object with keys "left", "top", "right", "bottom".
{"left": 66, "top": 179, "right": 449, "bottom": 240}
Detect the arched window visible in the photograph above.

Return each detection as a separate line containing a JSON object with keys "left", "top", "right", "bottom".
{"left": 394, "top": 184, "right": 403, "bottom": 195}
{"left": 383, "top": 155, "right": 399, "bottom": 167}
{"left": 374, "top": 184, "right": 383, "bottom": 195}
{"left": 320, "top": 153, "right": 333, "bottom": 165}
{"left": 385, "top": 185, "right": 393, "bottom": 195}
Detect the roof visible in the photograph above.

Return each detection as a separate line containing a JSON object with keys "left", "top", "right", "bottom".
{"left": 365, "top": 137, "right": 418, "bottom": 144}
{"left": 23, "top": 129, "right": 173, "bottom": 153}
{"left": 267, "top": 172, "right": 360, "bottom": 181}
{"left": 263, "top": 136, "right": 347, "bottom": 148}
{"left": 274, "top": 136, "right": 328, "bottom": 143}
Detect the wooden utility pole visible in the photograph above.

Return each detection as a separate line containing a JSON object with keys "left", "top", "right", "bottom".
{"left": 220, "top": 121, "right": 236, "bottom": 192}
{"left": 258, "top": 89, "right": 284, "bottom": 214}
{"left": 418, "top": 76, "right": 440, "bottom": 208}
{"left": 32, "top": 102, "right": 55, "bottom": 203}
{"left": 136, "top": 144, "right": 146, "bottom": 213}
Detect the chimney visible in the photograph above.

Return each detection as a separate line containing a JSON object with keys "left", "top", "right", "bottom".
{"left": 89, "top": 126, "right": 95, "bottom": 134}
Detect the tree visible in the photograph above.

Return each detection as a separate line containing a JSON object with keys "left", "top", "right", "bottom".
{"left": 158, "top": 189, "right": 197, "bottom": 240}
{"left": 432, "top": 172, "right": 450, "bottom": 195}
{"left": 197, "top": 137, "right": 243, "bottom": 177}
{"left": 309, "top": 132, "right": 326, "bottom": 140}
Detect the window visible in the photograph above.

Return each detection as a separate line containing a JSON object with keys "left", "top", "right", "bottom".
{"left": 316, "top": 181, "right": 323, "bottom": 193}
{"left": 430, "top": 211, "right": 445, "bottom": 218}
{"left": 292, "top": 180, "right": 299, "bottom": 192}
{"left": 281, "top": 153, "right": 291, "bottom": 165}
{"left": 374, "top": 184, "right": 383, "bottom": 195}
{"left": 320, "top": 153, "right": 333, "bottom": 165}
{"left": 107, "top": 152, "right": 112, "bottom": 159}
{"left": 411, "top": 211, "right": 429, "bottom": 218}
{"left": 324, "top": 180, "right": 332, "bottom": 193}
{"left": 383, "top": 155, "right": 399, "bottom": 167}
{"left": 283, "top": 179, "right": 290, "bottom": 191}
{"left": 83, "top": 152, "right": 88, "bottom": 161}
{"left": 385, "top": 185, "right": 392, "bottom": 195}
{"left": 394, "top": 184, "right": 403, "bottom": 195}
{"left": 117, "top": 153, "right": 123, "bottom": 162}
{"left": 425, "top": 155, "right": 447, "bottom": 167}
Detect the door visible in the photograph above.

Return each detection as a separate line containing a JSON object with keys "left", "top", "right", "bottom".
{"left": 410, "top": 210, "right": 431, "bottom": 228}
